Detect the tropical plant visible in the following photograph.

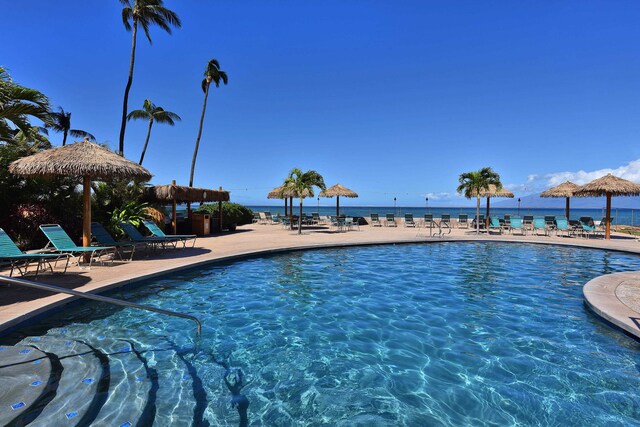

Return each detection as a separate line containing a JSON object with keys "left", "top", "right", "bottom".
{"left": 196, "top": 202, "right": 253, "bottom": 229}
{"left": 0, "top": 66, "right": 51, "bottom": 142}
{"left": 189, "top": 58, "right": 228, "bottom": 187}
{"left": 46, "top": 107, "right": 95, "bottom": 146}
{"left": 127, "top": 98, "right": 181, "bottom": 164}
{"left": 282, "top": 168, "right": 326, "bottom": 235}
{"left": 457, "top": 167, "right": 502, "bottom": 234}
{"left": 118, "top": 0, "right": 181, "bottom": 156}
{"left": 108, "top": 200, "right": 152, "bottom": 238}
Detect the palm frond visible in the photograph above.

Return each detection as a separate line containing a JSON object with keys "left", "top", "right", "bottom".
{"left": 69, "top": 129, "right": 96, "bottom": 141}
{"left": 127, "top": 109, "right": 150, "bottom": 121}
{"left": 121, "top": 8, "right": 133, "bottom": 31}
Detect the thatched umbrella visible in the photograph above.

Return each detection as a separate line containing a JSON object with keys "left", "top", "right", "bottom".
{"left": 573, "top": 174, "right": 640, "bottom": 239}
{"left": 319, "top": 183, "right": 358, "bottom": 216}
{"left": 540, "top": 181, "right": 580, "bottom": 220}
{"left": 472, "top": 184, "right": 514, "bottom": 228}
{"left": 267, "top": 185, "right": 310, "bottom": 227}
{"left": 9, "top": 138, "right": 152, "bottom": 247}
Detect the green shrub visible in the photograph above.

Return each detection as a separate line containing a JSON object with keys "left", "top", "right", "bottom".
{"left": 196, "top": 202, "right": 253, "bottom": 228}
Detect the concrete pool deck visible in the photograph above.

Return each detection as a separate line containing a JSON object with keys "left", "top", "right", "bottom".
{"left": 2, "top": 221, "right": 640, "bottom": 340}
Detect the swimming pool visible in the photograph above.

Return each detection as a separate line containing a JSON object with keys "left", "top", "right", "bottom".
{"left": 4, "top": 242, "right": 640, "bottom": 426}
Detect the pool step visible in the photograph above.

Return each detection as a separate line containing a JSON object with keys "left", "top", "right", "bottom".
{"left": 0, "top": 345, "right": 54, "bottom": 426}
{"left": 0, "top": 332, "right": 205, "bottom": 426}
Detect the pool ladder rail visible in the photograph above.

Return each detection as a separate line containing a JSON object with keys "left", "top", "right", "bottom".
{"left": 0, "top": 275, "right": 202, "bottom": 338}
{"left": 418, "top": 218, "right": 452, "bottom": 238}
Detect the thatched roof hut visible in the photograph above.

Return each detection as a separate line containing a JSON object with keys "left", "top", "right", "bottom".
{"left": 319, "top": 183, "right": 358, "bottom": 216}
{"left": 574, "top": 174, "right": 640, "bottom": 239}
{"left": 469, "top": 184, "right": 513, "bottom": 227}
{"left": 146, "top": 184, "right": 229, "bottom": 204}
{"left": 9, "top": 139, "right": 152, "bottom": 181}
{"left": 9, "top": 138, "right": 151, "bottom": 247}
{"left": 267, "top": 185, "right": 310, "bottom": 199}
{"left": 540, "top": 181, "right": 580, "bottom": 219}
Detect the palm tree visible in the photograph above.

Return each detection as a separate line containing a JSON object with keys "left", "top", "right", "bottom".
{"left": 457, "top": 167, "right": 502, "bottom": 235}
{"left": 46, "top": 107, "right": 95, "bottom": 146}
{"left": 189, "top": 58, "right": 228, "bottom": 187}
{"left": 283, "top": 168, "right": 326, "bottom": 235}
{"left": 127, "top": 99, "right": 180, "bottom": 165}
{"left": 0, "top": 66, "right": 51, "bottom": 142}
{"left": 118, "top": 0, "right": 181, "bottom": 156}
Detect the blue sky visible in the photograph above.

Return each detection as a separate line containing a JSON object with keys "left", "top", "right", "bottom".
{"left": 4, "top": 1, "right": 640, "bottom": 207}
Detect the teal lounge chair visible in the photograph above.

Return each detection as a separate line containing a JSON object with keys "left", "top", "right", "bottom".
{"left": 142, "top": 220, "right": 196, "bottom": 248}
{"left": 457, "top": 214, "right": 469, "bottom": 229}
{"left": 440, "top": 214, "right": 452, "bottom": 234}
{"left": 39, "top": 224, "right": 115, "bottom": 268}
{"left": 578, "top": 217, "right": 600, "bottom": 238}
{"left": 0, "top": 228, "right": 69, "bottom": 277}
{"left": 509, "top": 217, "right": 526, "bottom": 235}
{"left": 91, "top": 223, "right": 139, "bottom": 261}
{"left": 532, "top": 217, "right": 549, "bottom": 236}
{"left": 385, "top": 214, "right": 397, "bottom": 227}
{"left": 119, "top": 222, "right": 178, "bottom": 249}
{"left": 404, "top": 213, "right": 416, "bottom": 227}
{"left": 370, "top": 213, "right": 382, "bottom": 227}
{"left": 488, "top": 217, "right": 503, "bottom": 234}
{"left": 554, "top": 217, "right": 573, "bottom": 237}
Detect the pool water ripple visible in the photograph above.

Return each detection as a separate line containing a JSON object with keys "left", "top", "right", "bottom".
{"left": 7, "top": 242, "right": 640, "bottom": 425}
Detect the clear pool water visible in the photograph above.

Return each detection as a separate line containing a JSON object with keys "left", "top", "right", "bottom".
{"left": 9, "top": 242, "right": 640, "bottom": 425}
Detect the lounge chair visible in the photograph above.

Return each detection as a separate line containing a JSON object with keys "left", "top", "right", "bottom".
{"left": 0, "top": 228, "right": 69, "bottom": 277}
{"left": 119, "top": 222, "right": 178, "bottom": 249}
{"left": 578, "top": 217, "right": 601, "bottom": 239}
{"left": 471, "top": 215, "right": 485, "bottom": 230}
{"left": 258, "top": 212, "right": 268, "bottom": 225}
{"left": 440, "top": 214, "right": 452, "bottom": 234}
{"left": 39, "top": 224, "right": 115, "bottom": 268}
{"left": 370, "top": 213, "right": 382, "bottom": 227}
{"left": 523, "top": 215, "right": 534, "bottom": 231}
{"left": 142, "top": 220, "right": 197, "bottom": 248}
{"left": 264, "top": 212, "right": 280, "bottom": 225}
{"left": 502, "top": 214, "right": 512, "bottom": 233}
{"left": 329, "top": 216, "right": 345, "bottom": 232}
{"left": 311, "top": 212, "right": 321, "bottom": 225}
{"left": 252, "top": 212, "right": 261, "bottom": 224}
{"left": 488, "top": 217, "right": 503, "bottom": 234}
{"left": 457, "top": 214, "right": 469, "bottom": 229}
{"left": 509, "top": 216, "right": 526, "bottom": 235}
{"left": 404, "top": 213, "right": 416, "bottom": 227}
{"left": 385, "top": 214, "right": 397, "bottom": 227}
{"left": 91, "top": 222, "right": 139, "bottom": 261}
{"left": 421, "top": 213, "right": 435, "bottom": 229}
{"left": 532, "top": 217, "right": 549, "bottom": 236}
{"left": 554, "top": 217, "right": 573, "bottom": 237}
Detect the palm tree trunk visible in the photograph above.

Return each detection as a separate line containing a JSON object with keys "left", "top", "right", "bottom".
{"left": 190, "top": 82, "right": 210, "bottom": 187}
{"left": 139, "top": 119, "right": 153, "bottom": 165}
{"left": 476, "top": 196, "right": 481, "bottom": 235}
{"left": 62, "top": 129, "right": 68, "bottom": 146}
{"left": 298, "top": 197, "right": 303, "bottom": 235}
{"left": 119, "top": 20, "right": 138, "bottom": 156}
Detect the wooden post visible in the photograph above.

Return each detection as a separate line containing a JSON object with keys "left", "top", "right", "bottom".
{"left": 485, "top": 196, "right": 491, "bottom": 230}
{"left": 289, "top": 196, "right": 293, "bottom": 229}
{"left": 171, "top": 179, "right": 177, "bottom": 234}
{"left": 565, "top": 197, "right": 570, "bottom": 220}
{"left": 336, "top": 196, "right": 340, "bottom": 217}
{"left": 82, "top": 175, "right": 91, "bottom": 247}
{"left": 218, "top": 186, "right": 223, "bottom": 233}
{"left": 605, "top": 192, "right": 612, "bottom": 240}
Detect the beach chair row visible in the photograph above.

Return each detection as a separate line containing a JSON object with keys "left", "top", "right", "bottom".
{"left": 0, "top": 221, "right": 197, "bottom": 278}
{"left": 369, "top": 213, "right": 460, "bottom": 229}
{"left": 484, "top": 215, "right": 609, "bottom": 238}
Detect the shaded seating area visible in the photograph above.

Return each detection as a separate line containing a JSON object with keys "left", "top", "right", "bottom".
{"left": 40, "top": 224, "right": 115, "bottom": 268}
{"left": 91, "top": 223, "right": 139, "bottom": 260}
{"left": 119, "top": 222, "right": 179, "bottom": 249}
{"left": 0, "top": 228, "right": 70, "bottom": 277}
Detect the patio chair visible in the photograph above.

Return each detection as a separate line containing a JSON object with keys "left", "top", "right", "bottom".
{"left": 404, "top": 213, "right": 416, "bottom": 227}
{"left": 554, "top": 217, "right": 573, "bottom": 237}
{"left": 578, "top": 217, "right": 600, "bottom": 239}
{"left": 458, "top": 214, "right": 469, "bottom": 229}
{"left": 471, "top": 215, "right": 485, "bottom": 230}
{"left": 142, "top": 220, "right": 197, "bottom": 248}
{"left": 264, "top": 212, "right": 279, "bottom": 225}
{"left": 252, "top": 212, "right": 261, "bottom": 224}
{"left": 345, "top": 217, "right": 360, "bottom": 231}
{"left": 91, "top": 222, "right": 139, "bottom": 261}
{"left": 329, "top": 216, "right": 345, "bottom": 232}
{"left": 258, "top": 212, "right": 269, "bottom": 225}
{"left": 532, "top": 217, "right": 549, "bottom": 236}
{"left": 385, "top": 214, "right": 397, "bottom": 227}
{"left": 119, "top": 222, "right": 178, "bottom": 249}
{"left": 0, "top": 228, "right": 69, "bottom": 278}
{"left": 597, "top": 217, "right": 612, "bottom": 234}
{"left": 488, "top": 217, "right": 503, "bottom": 234}
{"left": 370, "top": 213, "right": 382, "bottom": 227}
{"left": 509, "top": 216, "right": 526, "bottom": 235}
{"left": 39, "top": 224, "right": 115, "bottom": 268}
{"left": 502, "top": 214, "right": 512, "bottom": 233}
{"left": 311, "top": 212, "right": 321, "bottom": 225}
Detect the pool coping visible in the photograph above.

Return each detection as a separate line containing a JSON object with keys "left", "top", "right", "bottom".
{"left": 2, "top": 229, "right": 640, "bottom": 340}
